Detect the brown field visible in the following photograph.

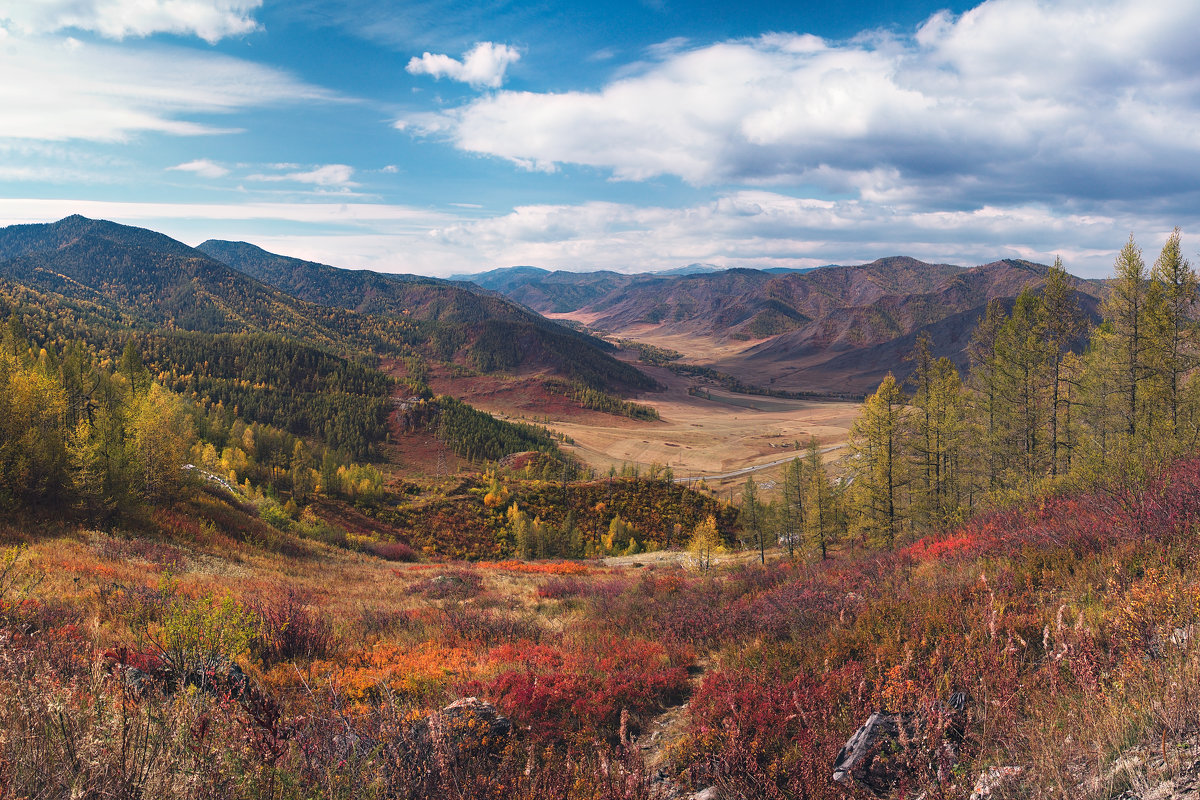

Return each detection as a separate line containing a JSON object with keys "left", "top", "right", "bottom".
{"left": 430, "top": 357, "right": 860, "bottom": 499}
{"left": 543, "top": 313, "right": 766, "bottom": 362}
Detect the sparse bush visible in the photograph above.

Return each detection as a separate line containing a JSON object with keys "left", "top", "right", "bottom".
{"left": 370, "top": 540, "right": 418, "bottom": 562}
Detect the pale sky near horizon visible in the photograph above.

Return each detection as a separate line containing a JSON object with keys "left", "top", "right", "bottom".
{"left": 0, "top": 0, "right": 1198, "bottom": 277}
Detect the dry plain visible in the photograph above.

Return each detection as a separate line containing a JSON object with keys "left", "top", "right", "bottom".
{"left": 432, "top": 352, "right": 860, "bottom": 500}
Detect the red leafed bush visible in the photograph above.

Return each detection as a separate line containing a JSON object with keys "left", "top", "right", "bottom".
{"left": 481, "top": 637, "right": 689, "bottom": 742}
{"left": 246, "top": 586, "right": 335, "bottom": 665}
{"left": 369, "top": 540, "right": 418, "bottom": 562}
{"left": 687, "top": 663, "right": 869, "bottom": 800}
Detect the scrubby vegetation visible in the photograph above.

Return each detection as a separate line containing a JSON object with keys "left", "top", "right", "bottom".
{"left": 7, "top": 226, "right": 1200, "bottom": 798}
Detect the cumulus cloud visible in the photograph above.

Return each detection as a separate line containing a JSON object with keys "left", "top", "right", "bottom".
{"left": 406, "top": 41, "right": 521, "bottom": 88}
{"left": 0, "top": 191, "right": 1189, "bottom": 277}
{"left": 400, "top": 0, "right": 1200, "bottom": 217}
{"left": 425, "top": 190, "right": 1195, "bottom": 278}
{"left": 0, "top": 37, "right": 333, "bottom": 142}
{"left": 168, "top": 159, "right": 229, "bottom": 178}
{"left": 0, "top": 0, "right": 262, "bottom": 43}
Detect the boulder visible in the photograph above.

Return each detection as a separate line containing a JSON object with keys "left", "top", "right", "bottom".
{"left": 832, "top": 694, "right": 969, "bottom": 796}
{"left": 409, "top": 697, "right": 512, "bottom": 762}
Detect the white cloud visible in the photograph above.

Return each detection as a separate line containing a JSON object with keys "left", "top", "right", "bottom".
{"left": 0, "top": 0, "right": 262, "bottom": 43}
{"left": 247, "top": 164, "right": 358, "bottom": 187}
{"left": 0, "top": 36, "right": 334, "bottom": 142}
{"left": 406, "top": 41, "right": 521, "bottom": 89}
{"left": 290, "top": 164, "right": 357, "bottom": 187}
{"left": 0, "top": 193, "right": 1191, "bottom": 277}
{"left": 168, "top": 159, "right": 229, "bottom": 178}
{"left": 400, "top": 0, "right": 1200, "bottom": 218}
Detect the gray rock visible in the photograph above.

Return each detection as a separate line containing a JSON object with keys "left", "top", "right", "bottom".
{"left": 832, "top": 694, "right": 969, "bottom": 796}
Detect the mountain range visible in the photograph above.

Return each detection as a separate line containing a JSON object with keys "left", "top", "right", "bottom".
{"left": 457, "top": 257, "right": 1104, "bottom": 394}
{"left": 0, "top": 215, "right": 1106, "bottom": 400}
{"left": 0, "top": 215, "right": 651, "bottom": 393}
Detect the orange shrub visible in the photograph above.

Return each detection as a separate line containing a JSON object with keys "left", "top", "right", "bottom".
{"left": 307, "top": 640, "right": 479, "bottom": 707}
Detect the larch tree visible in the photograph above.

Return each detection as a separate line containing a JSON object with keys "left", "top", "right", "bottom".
{"left": 993, "top": 289, "right": 1051, "bottom": 488}
{"left": 1041, "top": 257, "right": 1084, "bottom": 475}
{"left": 1105, "top": 235, "right": 1155, "bottom": 446}
{"left": 688, "top": 514, "right": 722, "bottom": 572}
{"left": 739, "top": 475, "right": 767, "bottom": 564}
{"left": 907, "top": 334, "right": 965, "bottom": 526}
{"left": 1148, "top": 227, "right": 1198, "bottom": 446}
{"left": 804, "top": 437, "right": 836, "bottom": 560}
{"left": 780, "top": 456, "right": 805, "bottom": 559}
{"left": 849, "top": 373, "right": 908, "bottom": 547}
{"left": 967, "top": 299, "right": 1010, "bottom": 493}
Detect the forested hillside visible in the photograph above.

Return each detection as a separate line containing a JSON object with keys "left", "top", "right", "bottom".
{"left": 0, "top": 216, "right": 620, "bottom": 524}
{"left": 198, "top": 239, "right": 656, "bottom": 393}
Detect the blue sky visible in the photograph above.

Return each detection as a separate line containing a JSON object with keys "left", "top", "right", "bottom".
{"left": 0, "top": 0, "right": 1198, "bottom": 277}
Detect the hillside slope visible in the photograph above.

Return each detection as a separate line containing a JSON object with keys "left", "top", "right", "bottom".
{"left": 198, "top": 240, "right": 656, "bottom": 393}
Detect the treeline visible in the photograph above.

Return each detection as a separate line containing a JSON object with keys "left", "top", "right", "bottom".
{"left": 0, "top": 281, "right": 397, "bottom": 461}
{"left": 0, "top": 319, "right": 385, "bottom": 518}
{"left": 671, "top": 362, "right": 863, "bottom": 402}
{"left": 144, "top": 332, "right": 392, "bottom": 460}
{"left": 543, "top": 378, "right": 660, "bottom": 420}
{"left": 399, "top": 395, "right": 567, "bottom": 463}
{"left": 846, "top": 230, "right": 1200, "bottom": 545}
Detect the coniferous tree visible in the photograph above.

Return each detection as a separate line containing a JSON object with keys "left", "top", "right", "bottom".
{"left": 1105, "top": 235, "right": 1155, "bottom": 447}
{"left": 688, "top": 514, "right": 722, "bottom": 572}
{"left": 849, "top": 373, "right": 908, "bottom": 547}
{"left": 739, "top": 476, "right": 767, "bottom": 563}
{"left": 804, "top": 438, "right": 835, "bottom": 560}
{"left": 780, "top": 456, "right": 805, "bottom": 558}
{"left": 1042, "top": 258, "right": 1085, "bottom": 475}
{"left": 906, "top": 334, "right": 965, "bottom": 526}
{"left": 1148, "top": 228, "right": 1198, "bottom": 446}
{"left": 967, "top": 299, "right": 1009, "bottom": 493}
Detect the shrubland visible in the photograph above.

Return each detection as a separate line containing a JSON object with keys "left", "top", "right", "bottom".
{"left": 4, "top": 230, "right": 1200, "bottom": 798}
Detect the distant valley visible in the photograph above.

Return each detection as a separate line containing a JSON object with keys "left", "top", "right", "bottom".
{"left": 459, "top": 258, "right": 1104, "bottom": 394}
